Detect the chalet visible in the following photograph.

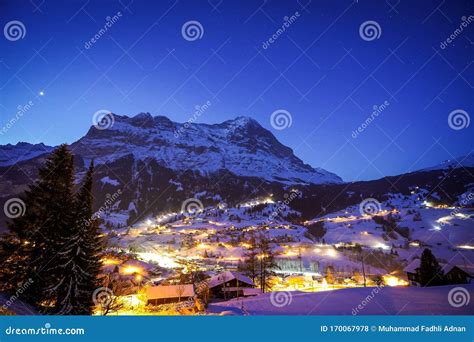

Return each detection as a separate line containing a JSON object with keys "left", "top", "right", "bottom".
{"left": 208, "top": 271, "right": 256, "bottom": 298}
{"left": 145, "top": 284, "right": 194, "bottom": 305}
{"left": 404, "top": 259, "right": 473, "bottom": 286}
{"left": 404, "top": 259, "right": 421, "bottom": 286}
{"left": 444, "top": 265, "right": 474, "bottom": 285}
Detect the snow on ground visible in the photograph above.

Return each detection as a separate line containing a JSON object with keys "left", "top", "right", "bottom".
{"left": 208, "top": 284, "right": 474, "bottom": 315}
{"left": 104, "top": 191, "right": 474, "bottom": 278}
{"left": 0, "top": 293, "right": 38, "bottom": 315}
{"left": 100, "top": 176, "right": 120, "bottom": 186}
{"left": 0, "top": 142, "right": 54, "bottom": 166}
{"left": 309, "top": 192, "right": 474, "bottom": 267}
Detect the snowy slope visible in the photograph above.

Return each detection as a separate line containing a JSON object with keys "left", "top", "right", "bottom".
{"left": 0, "top": 142, "right": 54, "bottom": 166}
{"left": 70, "top": 113, "right": 342, "bottom": 185}
{"left": 109, "top": 190, "right": 474, "bottom": 279}
{"left": 208, "top": 284, "right": 474, "bottom": 315}
{"left": 421, "top": 153, "right": 474, "bottom": 172}
{"left": 309, "top": 191, "right": 474, "bottom": 267}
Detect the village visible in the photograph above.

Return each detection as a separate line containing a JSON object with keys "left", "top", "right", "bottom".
{"left": 93, "top": 191, "right": 474, "bottom": 315}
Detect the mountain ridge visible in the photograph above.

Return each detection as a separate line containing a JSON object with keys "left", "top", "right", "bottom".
{"left": 69, "top": 113, "right": 343, "bottom": 185}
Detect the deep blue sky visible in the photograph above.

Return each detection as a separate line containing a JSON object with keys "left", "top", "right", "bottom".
{"left": 1, "top": 0, "right": 473, "bottom": 181}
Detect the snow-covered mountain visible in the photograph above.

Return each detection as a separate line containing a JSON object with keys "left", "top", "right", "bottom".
{"left": 1, "top": 113, "right": 473, "bottom": 229}
{"left": 421, "top": 152, "right": 474, "bottom": 172}
{"left": 70, "top": 113, "right": 342, "bottom": 185}
{"left": 0, "top": 142, "right": 54, "bottom": 167}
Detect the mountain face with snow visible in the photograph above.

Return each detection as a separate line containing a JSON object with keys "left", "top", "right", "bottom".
{"left": 0, "top": 142, "right": 54, "bottom": 167}
{"left": 71, "top": 113, "right": 342, "bottom": 185}
{"left": 0, "top": 113, "right": 473, "bottom": 228}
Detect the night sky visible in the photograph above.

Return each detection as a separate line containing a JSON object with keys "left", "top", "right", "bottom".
{"left": 1, "top": 0, "right": 473, "bottom": 181}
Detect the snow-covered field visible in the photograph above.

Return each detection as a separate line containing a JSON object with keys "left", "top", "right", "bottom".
{"left": 208, "top": 284, "right": 474, "bottom": 315}
{"left": 306, "top": 191, "right": 474, "bottom": 267}
{"left": 105, "top": 190, "right": 474, "bottom": 278}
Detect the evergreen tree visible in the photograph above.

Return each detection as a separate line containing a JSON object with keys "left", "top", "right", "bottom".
{"left": 52, "top": 161, "right": 102, "bottom": 314}
{"left": 0, "top": 145, "right": 75, "bottom": 310}
{"left": 419, "top": 248, "right": 444, "bottom": 286}
{"left": 0, "top": 147, "right": 103, "bottom": 315}
{"left": 257, "top": 236, "right": 278, "bottom": 293}
{"left": 241, "top": 235, "right": 259, "bottom": 284}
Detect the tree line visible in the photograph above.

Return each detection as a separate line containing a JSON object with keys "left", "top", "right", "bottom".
{"left": 238, "top": 234, "right": 278, "bottom": 293}
{"left": 0, "top": 145, "right": 103, "bottom": 314}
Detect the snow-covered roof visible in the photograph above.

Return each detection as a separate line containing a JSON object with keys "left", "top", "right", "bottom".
{"left": 146, "top": 284, "right": 194, "bottom": 300}
{"left": 404, "top": 260, "right": 474, "bottom": 276}
{"left": 456, "top": 265, "right": 474, "bottom": 276}
{"left": 443, "top": 263, "right": 474, "bottom": 276}
{"left": 208, "top": 271, "right": 254, "bottom": 288}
